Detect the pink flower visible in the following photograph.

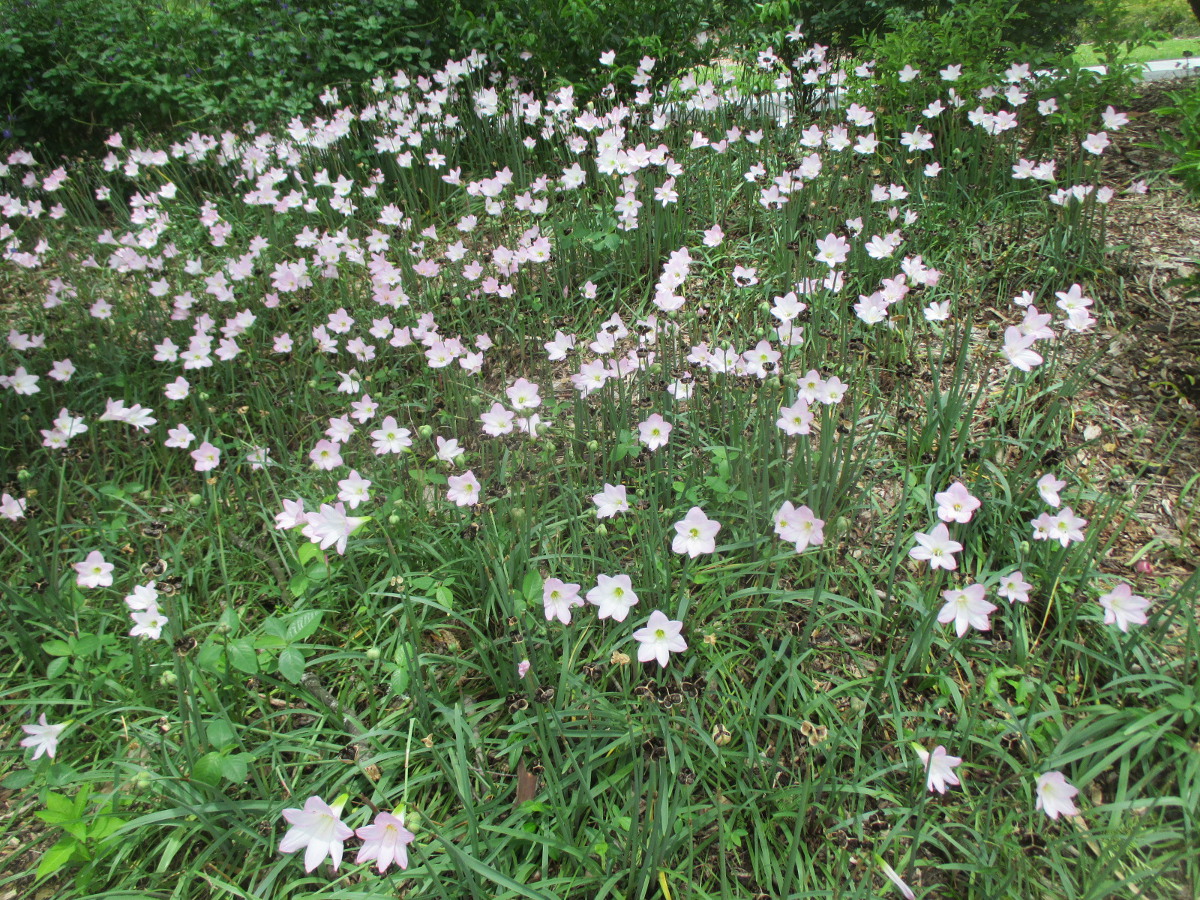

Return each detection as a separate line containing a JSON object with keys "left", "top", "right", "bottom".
{"left": 774, "top": 502, "right": 824, "bottom": 553}
{"left": 593, "top": 483, "right": 629, "bottom": 518}
{"left": 997, "top": 570, "right": 1032, "bottom": 604}
{"left": 20, "top": 713, "right": 66, "bottom": 760}
{"left": 1, "top": 492, "right": 27, "bottom": 521}
{"left": 190, "top": 441, "right": 221, "bottom": 472}
{"left": 776, "top": 399, "right": 813, "bottom": 436}
{"left": 543, "top": 577, "right": 583, "bottom": 624}
{"left": 1035, "top": 771, "right": 1080, "bottom": 819}
{"left": 446, "top": 471, "right": 481, "bottom": 506}
{"left": 354, "top": 810, "right": 414, "bottom": 873}
{"left": 814, "top": 233, "right": 850, "bottom": 267}
{"left": 638, "top": 414, "right": 672, "bottom": 451}
{"left": 915, "top": 744, "right": 962, "bottom": 794}
{"left": 586, "top": 573, "right": 639, "bottom": 622}
{"left": 301, "top": 503, "right": 368, "bottom": 555}
{"left": 908, "top": 523, "right": 962, "bottom": 570}
{"left": 1097, "top": 582, "right": 1151, "bottom": 632}
{"left": 671, "top": 506, "right": 720, "bottom": 557}
{"left": 938, "top": 583, "right": 996, "bottom": 637}
{"left": 934, "top": 481, "right": 980, "bottom": 524}
{"left": 1037, "top": 473, "right": 1066, "bottom": 507}
{"left": 75, "top": 550, "right": 114, "bottom": 588}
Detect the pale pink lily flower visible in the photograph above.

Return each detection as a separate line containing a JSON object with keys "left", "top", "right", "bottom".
{"left": 938, "top": 583, "right": 997, "bottom": 637}
{"left": 1035, "top": 772, "right": 1080, "bottom": 820}
{"left": 1098, "top": 583, "right": 1151, "bottom": 632}
{"left": 915, "top": 744, "right": 963, "bottom": 793}
{"left": 909, "top": 523, "right": 962, "bottom": 570}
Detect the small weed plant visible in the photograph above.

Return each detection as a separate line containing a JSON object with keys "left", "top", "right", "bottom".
{"left": 0, "top": 27, "right": 1196, "bottom": 900}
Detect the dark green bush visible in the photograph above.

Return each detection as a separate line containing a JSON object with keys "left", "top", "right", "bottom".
{"left": 0, "top": 0, "right": 451, "bottom": 154}
{"left": 443, "top": 0, "right": 738, "bottom": 94}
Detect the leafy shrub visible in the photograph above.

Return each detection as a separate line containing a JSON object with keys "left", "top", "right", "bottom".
{"left": 442, "top": 0, "right": 739, "bottom": 95}
{"left": 1156, "top": 81, "right": 1200, "bottom": 192}
{"left": 1082, "top": 0, "right": 1200, "bottom": 41}
{"left": 756, "top": 0, "right": 1096, "bottom": 54}
{"left": 0, "top": 0, "right": 447, "bottom": 154}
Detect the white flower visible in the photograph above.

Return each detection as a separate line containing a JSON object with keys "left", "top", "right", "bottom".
{"left": 915, "top": 744, "right": 962, "bottom": 793}
{"left": 1035, "top": 772, "right": 1080, "bottom": 820}
{"left": 446, "top": 471, "right": 481, "bottom": 507}
{"left": 20, "top": 713, "right": 67, "bottom": 760}
{"left": 1097, "top": 583, "right": 1150, "bottom": 632}
{"left": 632, "top": 610, "right": 687, "bottom": 667}
{"left": 593, "top": 483, "right": 630, "bottom": 519}
{"left": 301, "top": 503, "right": 368, "bottom": 555}
{"left": 671, "top": 506, "right": 721, "bottom": 558}
{"left": 279, "top": 795, "right": 355, "bottom": 872}
{"left": 586, "top": 573, "right": 639, "bottom": 622}
{"left": 1037, "top": 473, "right": 1066, "bottom": 507}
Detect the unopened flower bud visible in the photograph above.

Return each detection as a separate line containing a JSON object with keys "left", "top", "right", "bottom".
{"left": 417, "top": 424, "right": 434, "bottom": 439}
{"left": 586, "top": 440, "right": 599, "bottom": 452}
{"left": 188, "top": 493, "right": 203, "bottom": 507}
{"left": 388, "top": 513, "right": 401, "bottom": 525}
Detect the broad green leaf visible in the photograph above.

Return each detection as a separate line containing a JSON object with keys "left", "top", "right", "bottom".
{"left": 191, "top": 751, "right": 225, "bottom": 787}
{"left": 285, "top": 609, "right": 323, "bottom": 643}
{"left": 297, "top": 542, "right": 323, "bottom": 566}
{"left": 36, "top": 837, "right": 79, "bottom": 879}
{"left": 278, "top": 647, "right": 305, "bottom": 684}
{"left": 217, "top": 753, "right": 250, "bottom": 784}
{"left": 41, "top": 640, "right": 72, "bottom": 657}
{"left": 206, "top": 720, "right": 237, "bottom": 751}
{"left": 225, "top": 640, "right": 258, "bottom": 675}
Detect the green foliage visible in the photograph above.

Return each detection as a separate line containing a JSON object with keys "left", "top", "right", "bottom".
{"left": 1082, "top": 0, "right": 1200, "bottom": 41}
{"left": 1156, "top": 81, "right": 1200, "bottom": 193}
{"left": 757, "top": 0, "right": 1097, "bottom": 54}
{"left": 0, "top": 0, "right": 446, "bottom": 154}
{"left": 443, "top": 0, "right": 736, "bottom": 95}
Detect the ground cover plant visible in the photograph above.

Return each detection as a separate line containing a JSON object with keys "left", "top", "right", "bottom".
{"left": 0, "top": 24, "right": 1198, "bottom": 900}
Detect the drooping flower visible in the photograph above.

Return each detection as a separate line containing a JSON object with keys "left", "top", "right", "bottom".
{"left": 279, "top": 795, "right": 355, "bottom": 872}
{"left": 1035, "top": 771, "right": 1080, "bottom": 820}
{"left": 914, "top": 744, "right": 963, "bottom": 794}
{"left": 1097, "top": 582, "right": 1151, "bottom": 632}
{"left": 632, "top": 610, "right": 687, "bottom": 667}
{"left": 355, "top": 810, "right": 415, "bottom": 873}
{"left": 20, "top": 713, "right": 67, "bottom": 760}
